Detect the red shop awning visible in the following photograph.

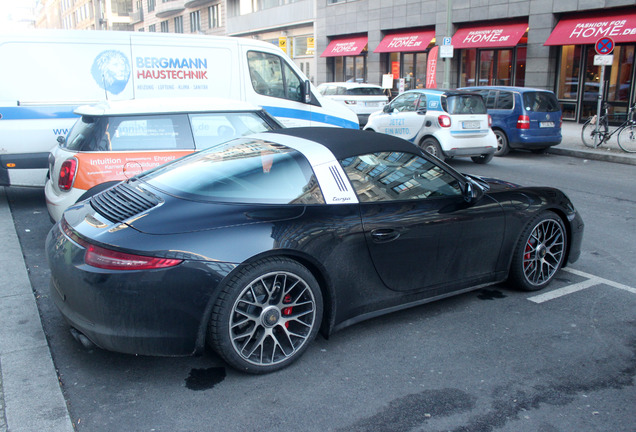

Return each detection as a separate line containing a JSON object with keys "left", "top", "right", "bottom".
{"left": 374, "top": 30, "right": 435, "bottom": 53}
{"left": 545, "top": 9, "right": 636, "bottom": 45}
{"left": 452, "top": 21, "right": 528, "bottom": 49}
{"left": 321, "top": 36, "right": 368, "bottom": 57}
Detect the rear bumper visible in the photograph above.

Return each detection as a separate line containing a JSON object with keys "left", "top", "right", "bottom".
{"left": 445, "top": 146, "right": 496, "bottom": 157}
{"left": 510, "top": 132, "right": 562, "bottom": 149}
{"left": 46, "top": 222, "right": 234, "bottom": 356}
{"left": 44, "top": 180, "right": 86, "bottom": 222}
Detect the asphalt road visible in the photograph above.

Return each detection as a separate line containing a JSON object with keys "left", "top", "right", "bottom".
{"left": 7, "top": 151, "right": 636, "bottom": 432}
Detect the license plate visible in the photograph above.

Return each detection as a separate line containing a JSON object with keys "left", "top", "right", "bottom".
{"left": 540, "top": 121, "right": 555, "bottom": 128}
{"left": 462, "top": 121, "right": 480, "bottom": 129}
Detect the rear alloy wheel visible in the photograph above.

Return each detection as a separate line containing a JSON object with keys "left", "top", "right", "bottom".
{"left": 420, "top": 137, "right": 443, "bottom": 159}
{"left": 471, "top": 153, "right": 494, "bottom": 164}
{"left": 493, "top": 129, "right": 510, "bottom": 156}
{"left": 209, "top": 258, "right": 322, "bottom": 374}
{"left": 509, "top": 211, "right": 567, "bottom": 291}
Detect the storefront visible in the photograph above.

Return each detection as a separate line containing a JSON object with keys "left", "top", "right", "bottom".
{"left": 545, "top": 8, "right": 636, "bottom": 123}
{"left": 374, "top": 29, "right": 435, "bottom": 93}
{"left": 453, "top": 20, "right": 528, "bottom": 88}
{"left": 321, "top": 35, "right": 368, "bottom": 82}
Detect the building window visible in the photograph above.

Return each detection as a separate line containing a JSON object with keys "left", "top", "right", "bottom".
{"left": 331, "top": 55, "right": 367, "bottom": 82}
{"left": 209, "top": 4, "right": 220, "bottom": 28}
{"left": 174, "top": 16, "right": 183, "bottom": 33}
{"left": 149, "top": 24, "right": 156, "bottom": 32}
{"left": 190, "top": 10, "right": 201, "bottom": 32}
{"left": 138, "top": 28, "right": 145, "bottom": 32}
{"left": 160, "top": 20, "right": 169, "bottom": 32}
{"left": 147, "top": 0, "right": 155, "bottom": 12}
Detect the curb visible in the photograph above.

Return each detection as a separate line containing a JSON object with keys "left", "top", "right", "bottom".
{"left": 547, "top": 147, "right": 636, "bottom": 166}
{"left": 0, "top": 187, "right": 74, "bottom": 432}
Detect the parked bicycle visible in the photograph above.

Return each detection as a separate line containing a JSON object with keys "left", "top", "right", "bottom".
{"left": 581, "top": 102, "right": 636, "bottom": 153}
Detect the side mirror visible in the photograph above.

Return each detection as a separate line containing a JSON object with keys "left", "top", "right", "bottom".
{"left": 57, "top": 136, "right": 66, "bottom": 145}
{"left": 464, "top": 179, "right": 485, "bottom": 203}
{"left": 383, "top": 104, "right": 391, "bottom": 113}
{"left": 303, "top": 80, "right": 311, "bottom": 104}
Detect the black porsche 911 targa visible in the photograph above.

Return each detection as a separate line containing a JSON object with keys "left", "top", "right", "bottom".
{"left": 46, "top": 127, "right": 584, "bottom": 374}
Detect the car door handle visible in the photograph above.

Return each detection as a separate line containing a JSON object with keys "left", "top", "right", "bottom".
{"left": 371, "top": 228, "right": 400, "bottom": 243}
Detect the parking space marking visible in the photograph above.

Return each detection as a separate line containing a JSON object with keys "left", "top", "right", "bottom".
{"left": 528, "top": 268, "right": 636, "bottom": 304}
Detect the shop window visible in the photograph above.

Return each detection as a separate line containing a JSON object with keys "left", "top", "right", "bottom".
{"left": 330, "top": 56, "right": 366, "bottom": 82}
{"left": 514, "top": 47, "right": 526, "bottom": 87}
{"left": 556, "top": 45, "right": 581, "bottom": 120}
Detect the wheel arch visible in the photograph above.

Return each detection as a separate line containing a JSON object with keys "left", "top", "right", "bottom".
{"left": 195, "top": 249, "right": 337, "bottom": 354}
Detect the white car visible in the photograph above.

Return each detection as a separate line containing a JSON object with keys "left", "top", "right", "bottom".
{"left": 45, "top": 97, "right": 282, "bottom": 222}
{"left": 317, "top": 82, "right": 388, "bottom": 127}
{"left": 364, "top": 89, "right": 497, "bottom": 164}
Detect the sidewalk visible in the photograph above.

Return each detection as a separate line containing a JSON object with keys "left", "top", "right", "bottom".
{"left": 0, "top": 120, "right": 633, "bottom": 432}
{"left": 0, "top": 187, "right": 74, "bottom": 432}
{"left": 550, "top": 120, "right": 636, "bottom": 166}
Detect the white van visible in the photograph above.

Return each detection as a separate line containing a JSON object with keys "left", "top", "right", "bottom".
{"left": 0, "top": 30, "right": 358, "bottom": 187}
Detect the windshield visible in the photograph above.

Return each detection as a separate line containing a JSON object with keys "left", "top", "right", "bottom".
{"left": 139, "top": 138, "right": 325, "bottom": 205}
{"left": 443, "top": 95, "right": 487, "bottom": 114}
{"left": 345, "top": 88, "right": 385, "bottom": 96}
{"left": 522, "top": 92, "right": 560, "bottom": 112}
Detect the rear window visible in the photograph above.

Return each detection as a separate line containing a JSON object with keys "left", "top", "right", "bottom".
{"left": 522, "top": 92, "right": 560, "bottom": 112}
{"left": 443, "top": 95, "right": 487, "bottom": 115}
{"left": 139, "top": 139, "right": 325, "bottom": 205}
{"left": 345, "top": 87, "right": 385, "bottom": 96}
{"left": 65, "top": 114, "right": 194, "bottom": 151}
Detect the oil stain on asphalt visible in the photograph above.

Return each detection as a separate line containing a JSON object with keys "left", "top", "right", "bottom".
{"left": 185, "top": 367, "right": 226, "bottom": 391}
{"left": 477, "top": 289, "right": 507, "bottom": 300}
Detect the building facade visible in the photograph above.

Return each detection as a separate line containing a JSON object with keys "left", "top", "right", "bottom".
{"left": 224, "top": 0, "right": 316, "bottom": 84}
{"left": 131, "top": 0, "right": 226, "bottom": 36}
{"left": 36, "top": 0, "right": 133, "bottom": 30}
{"left": 317, "top": 0, "right": 636, "bottom": 123}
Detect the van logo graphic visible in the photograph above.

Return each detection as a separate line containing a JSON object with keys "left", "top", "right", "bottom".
{"left": 91, "top": 50, "right": 131, "bottom": 95}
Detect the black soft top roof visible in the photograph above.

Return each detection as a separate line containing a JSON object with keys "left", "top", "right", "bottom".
{"left": 265, "top": 127, "right": 422, "bottom": 160}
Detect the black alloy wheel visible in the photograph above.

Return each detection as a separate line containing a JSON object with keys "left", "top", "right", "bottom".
{"left": 209, "top": 257, "right": 323, "bottom": 374}
{"left": 509, "top": 211, "right": 567, "bottom": 291}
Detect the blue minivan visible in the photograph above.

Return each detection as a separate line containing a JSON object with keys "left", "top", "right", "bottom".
{"left": 459, "top": 86, "right": 562, "bottom": 156}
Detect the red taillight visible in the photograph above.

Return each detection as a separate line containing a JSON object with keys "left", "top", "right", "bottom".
{"left": 488, "top": 114, "right": 493, "bottom": 127}
{"left": 61, "top": 218, "right": 182, "bottom": 270}
{"left": 559, "top": 115, "right": 563, "bottom": 128}
{"left": 438, "top": 115, "right": 451, "bottom": 128}
{"left": 58, "top": 158, "right": 78, "bottom": 190}
{"left": 517, "top": 115, "right": 530, "bottom": 129}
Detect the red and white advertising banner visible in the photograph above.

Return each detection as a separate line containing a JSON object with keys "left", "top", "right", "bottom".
{"left": 545, "top": 10, "right": 636, "bottom": 45}
{"left": 426, "top": 46, "right": 439, "bottom": 89}
{"left": 321, "top": 36, "right": 368, "bottom": 57}
{"left": 452, "top": 22, "right": 528, "bottom": 49}
{"left": 374, "top": 30, "right": 435, "bottom": 53}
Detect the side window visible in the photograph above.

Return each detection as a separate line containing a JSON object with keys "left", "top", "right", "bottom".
{"left": 98, "top": 115, "right": 194, "bottom": 151}
{"left": 391, "top": 93, "right": 420, "bottom": 112}
{"left": 417, "top": 94, "right": 426, "bottom": 111}
{"left": 189, "top": 113, "right": 273, "bottom": 150}
{"left": 496, "top": 91, "right": 514, "bottom": 110}
{"left": 340, "top": 152, "right": 462, "bottom": 202}
{"left": 484, "top": 90, "right": 496, "bottom": 109}
{"left": 247, "top": 51, "right": 303, "bottom": 102}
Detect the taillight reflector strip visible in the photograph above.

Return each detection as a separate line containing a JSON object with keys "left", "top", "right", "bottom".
{"left": 60, "top": 218, "right": 182, "bottom": 270}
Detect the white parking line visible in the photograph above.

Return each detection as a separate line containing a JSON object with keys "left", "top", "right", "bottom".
{"left": 528, "top": 268, "right": 636, "bottom": 304}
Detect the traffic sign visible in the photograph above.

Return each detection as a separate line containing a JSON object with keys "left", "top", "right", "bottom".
{"left": 595, "top": 37, "right": 614, "bottom": 55}
{"left": 439, "top": 45, "right": 454, "bottom": 58}
{"left": 443, "top": 37, "right": 452, "bottom": 46}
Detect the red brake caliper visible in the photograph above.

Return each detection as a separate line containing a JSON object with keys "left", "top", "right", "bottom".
{"left": 524, "top": 241, "right": 533, "bottom": 270}
{"left": 282, "top": 295, "right": 293, "bottom": 328}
